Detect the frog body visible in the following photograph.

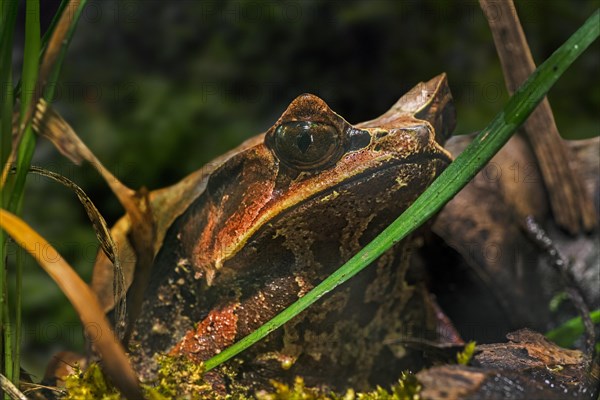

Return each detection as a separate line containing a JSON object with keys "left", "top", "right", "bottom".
{"left": 92, "top": 74, "right": 457, "bottom": 391}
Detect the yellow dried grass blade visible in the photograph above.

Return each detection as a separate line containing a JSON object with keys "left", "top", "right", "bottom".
{"left": 0, "top": 210, "right": 142, "bottom": 400}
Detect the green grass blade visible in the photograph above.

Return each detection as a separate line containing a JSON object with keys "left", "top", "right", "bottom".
{"left": 2, "top": 0, "right": 88, "bottom": 391}
{"left": 0, "top": 0, "right": 18, "bottom": 165}
{"left": 41, "top": 0, "right": 70, "bottom": 49}
{"left": 204, "top": 8, "right": 600, "bottom": 371}
{"left": 9, "top": 0, "right": 41, "bottom": 212}
{"left": 13, "top": 0, "right": 70, "bottom": 99}
{"left": 8, "top": 0, "right": 88, "bottom": 212}
{"left": 8, "top": 0, "right": 42, "bottom": 388}
{"left": 0, "top": 2, "right": 18, "bottom": 393}
{"left": 546, "top": 309, "right": 600, "bottom": 348}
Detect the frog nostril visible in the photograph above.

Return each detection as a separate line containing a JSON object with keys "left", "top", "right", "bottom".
{"left": 375, "top": 130, "right": 388, "bottom": 139}
{"left": 348, "top": 128, "right": 371, "bottom": 151}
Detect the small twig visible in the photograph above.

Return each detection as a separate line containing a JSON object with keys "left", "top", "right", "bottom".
{"left": 523, "top": 216, "right": 596, "bottom": 363}
{"left": 20, "top": 381, "right": 66, "bottom": 397}
{"left": 0, "top": 373, "right": 27, "bottom": 400}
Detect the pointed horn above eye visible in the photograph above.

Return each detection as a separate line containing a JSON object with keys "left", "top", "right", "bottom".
{"left": 395, "top": 73, "right": 451, "bottom": 116}
{"left": 402, "top": 74, "right": 456, "bottom": 143}
{"left": 358, "top": 73, "right": 456, "bottom": 144}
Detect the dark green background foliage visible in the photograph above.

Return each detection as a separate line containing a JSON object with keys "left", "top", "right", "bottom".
{"left": 10, "top": 0, "right": 598, "bottom": 374}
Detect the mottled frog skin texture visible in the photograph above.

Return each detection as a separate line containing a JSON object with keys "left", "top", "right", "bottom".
{"left": 94, "top": 74, "right": 456, "bottom": 392}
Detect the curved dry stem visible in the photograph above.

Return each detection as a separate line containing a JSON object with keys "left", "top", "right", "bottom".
{"left": 26, "top": 166, "right": 127, "bottom": 339}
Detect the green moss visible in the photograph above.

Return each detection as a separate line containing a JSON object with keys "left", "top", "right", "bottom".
{"left": 356, "top": 372, "right": 422, "bottom": 400}
{"left": 456, "top": 341, "right": 477, "bottom": 365}
{"left": 63, "top": 357, "right": 421, "bottom": 399}
{"left": 62, "top": 356, "right": 254, "bottom": 400}
{"left": 147, "top": 355, "right": 255, "bottom": 399}
{"left": 256, "top": 373, "right": 421, "bottom": 400}
{"left": 62, "top": 363, "right": 121, "bottom": 400}
{"left": 144, "top": 354, "right": 212, "bottom": 399}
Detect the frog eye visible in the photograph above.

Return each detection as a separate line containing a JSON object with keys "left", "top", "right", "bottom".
{"left": 270, "top": 121, "right": 342, "bottom": 170}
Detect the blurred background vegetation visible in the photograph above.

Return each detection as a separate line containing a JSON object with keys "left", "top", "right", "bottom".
{"left": 7, "top": 0, "right": 598, "bottom": 377}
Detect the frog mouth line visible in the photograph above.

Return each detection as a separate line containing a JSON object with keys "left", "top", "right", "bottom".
{"left": 210, "top": 149, "right": 451, "bottom": 274}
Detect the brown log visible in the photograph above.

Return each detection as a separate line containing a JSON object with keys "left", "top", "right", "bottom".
{"left": 417, "top": 329, "right": 599, "bottom": 399}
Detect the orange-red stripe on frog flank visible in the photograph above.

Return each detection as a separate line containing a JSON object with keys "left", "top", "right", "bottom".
{"left": 171, "top": 302, "right": 240, "bottom": 363}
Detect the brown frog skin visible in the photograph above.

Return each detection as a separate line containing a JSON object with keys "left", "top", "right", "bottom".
{"left": 91, "top": 74, "right": 456, "bottom": 392}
